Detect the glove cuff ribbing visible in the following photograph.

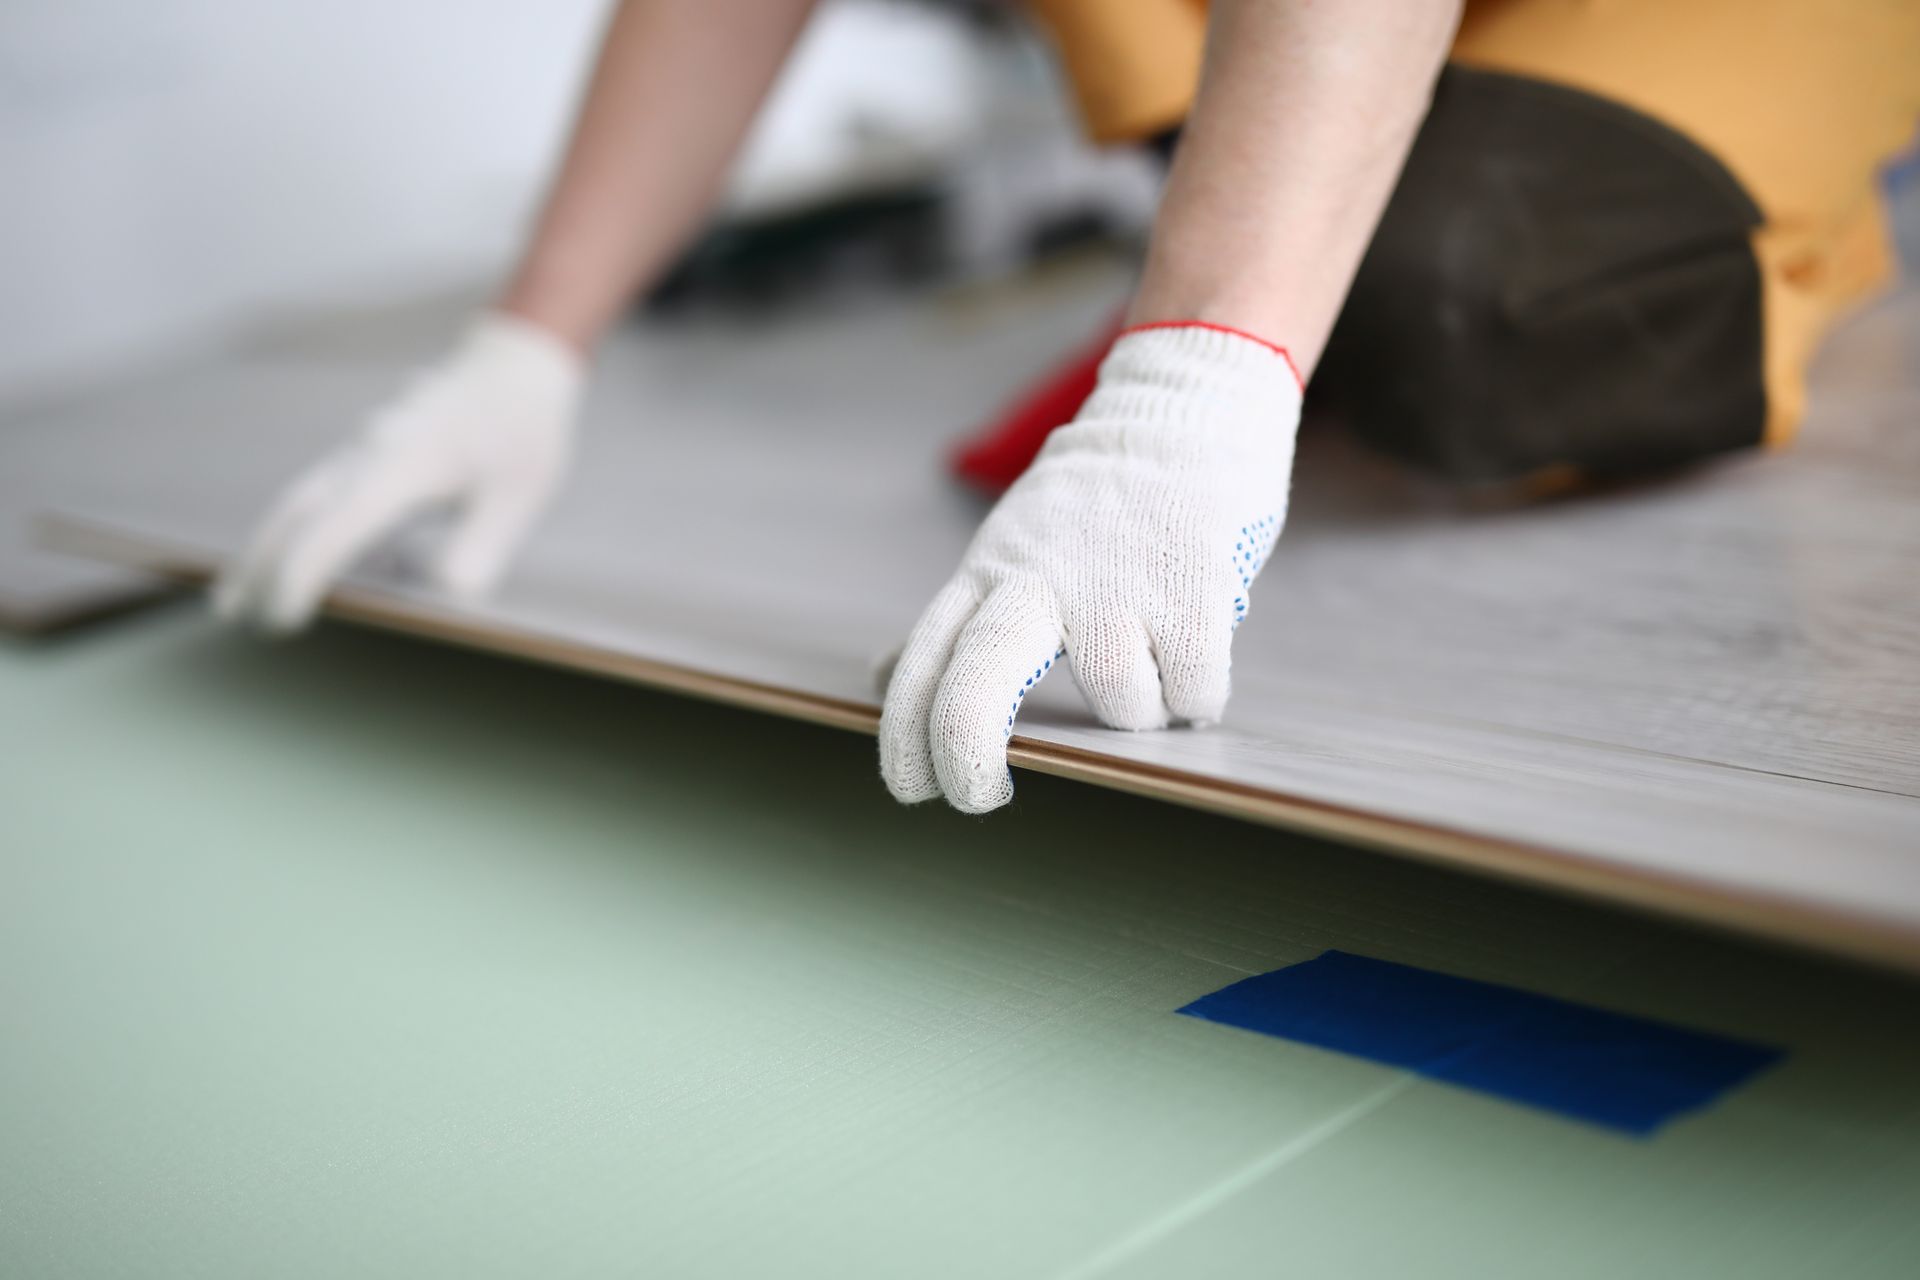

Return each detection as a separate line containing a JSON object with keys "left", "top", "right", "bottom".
{"left": 1079, "top": 322, "right": 1304, "bottom": 437}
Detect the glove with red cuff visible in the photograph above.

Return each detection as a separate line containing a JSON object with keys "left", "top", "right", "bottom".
{"left": 880, "top": 321, "right": 1305, "bottom": 813}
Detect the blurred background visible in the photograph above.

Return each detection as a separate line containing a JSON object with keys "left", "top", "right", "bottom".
{"left": 0, "top": 0, "right": 1162, "bottom": 403}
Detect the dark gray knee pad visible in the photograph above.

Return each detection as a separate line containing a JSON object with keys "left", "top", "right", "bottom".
{"left": 1315, "top": 66, "right": 1768, "bottom": 487}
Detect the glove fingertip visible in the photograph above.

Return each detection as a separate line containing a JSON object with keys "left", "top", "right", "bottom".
{"left": 877, "top": 693, "right": 942, "bottom": 806}
{"left": 258, "top": 600, "right": 316, "bottom": 637}
{"left": 429, "top": 548, "right": 505, "bottom": 601}
{"left": 878, "top": 736, "right": 942, "bottom": 806}
{"left": 884, "top": 774, "right": 943, "bottom": 806}
{"left": 209, "top": 576, "right": 245, "bottom": 623}
{"left": 944, "top": 764, "right": 1016, "bottom": 814}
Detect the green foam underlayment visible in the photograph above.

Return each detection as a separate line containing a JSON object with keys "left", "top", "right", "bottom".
{"left": 3, "top": 611, "right": 1919, "bottom": 1278}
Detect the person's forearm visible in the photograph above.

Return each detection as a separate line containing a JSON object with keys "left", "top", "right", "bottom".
{"left": 499, "top": 0, "right": 820, "bottom": 353}
{"left": 1127, "top": 0, "right": 1460, "bottom": 376}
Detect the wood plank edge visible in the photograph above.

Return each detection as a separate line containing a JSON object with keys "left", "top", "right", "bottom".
{"left": 42, "top": 511, "right": 1920, "bottom": 978}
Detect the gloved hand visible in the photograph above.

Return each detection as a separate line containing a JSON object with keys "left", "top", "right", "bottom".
{"left": 880, "top": 322, "right": 1303, "bottom": 813}
{"left": 214, "top": 313, "right": 584, "bottom": 632}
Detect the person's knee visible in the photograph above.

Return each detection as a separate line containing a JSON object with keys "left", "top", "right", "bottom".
{"left": 1317, "top": 67, "right": 1770, "bottom": 489}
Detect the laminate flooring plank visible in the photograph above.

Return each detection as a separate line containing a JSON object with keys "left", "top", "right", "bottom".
{"left": 0, "top": 291, "right": 471, "bottom": 631}
{"left": 34, "top": 266, "right": 1920, "bottom": 968}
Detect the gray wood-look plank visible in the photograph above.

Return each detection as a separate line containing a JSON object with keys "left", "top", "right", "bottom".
{"left": 26, "top": 259, "right": 1920, "bottom": 968}
{"left": 0, "top": 292, "right": 474, "bottom": 631}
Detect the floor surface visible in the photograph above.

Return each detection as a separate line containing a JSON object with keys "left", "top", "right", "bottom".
{"left": 4, "top": 610, "right": 1920, "bottom": 1277}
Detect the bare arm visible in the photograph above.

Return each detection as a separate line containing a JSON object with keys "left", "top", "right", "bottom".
{"left": 217, "top": 0, "right": 820, "bottom": 630}
{"left": 499, "top": 0, "right": 822, "bottom": 353}
{"left": 882, "top": 0, "right": 1467, "bottom": 812}
{"left": 1128, "top": 0, "right": 1462, "bottom": 375}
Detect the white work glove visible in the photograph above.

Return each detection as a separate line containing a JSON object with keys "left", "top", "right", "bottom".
{"left": 880, "top": 322, "right": 1303, "bottom": 813}
{"left": 214, "top": 313, "right": 583, "bottom": 632}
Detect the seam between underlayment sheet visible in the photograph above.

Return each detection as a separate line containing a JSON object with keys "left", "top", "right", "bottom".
{"left": 1050, "top": 1074, "right": 1418, "bottom": 1280}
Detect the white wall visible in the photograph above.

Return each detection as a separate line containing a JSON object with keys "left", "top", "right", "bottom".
{"left": 0, "top": 0, "right": 609, "bottom": 397}
{"left": 0, "top": 1, "right": 1149, "bottom": 403}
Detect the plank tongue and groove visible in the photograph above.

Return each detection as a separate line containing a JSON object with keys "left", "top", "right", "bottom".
{"left": 34, "top": 267, "right": 1920, "bottom": 971}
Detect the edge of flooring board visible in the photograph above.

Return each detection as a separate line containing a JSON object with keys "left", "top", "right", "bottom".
{"left": 0, "top": 579, "right": 174, "bottom": 637}
{"left": 42, "top": 512, "right": 1920, "bottom": 978}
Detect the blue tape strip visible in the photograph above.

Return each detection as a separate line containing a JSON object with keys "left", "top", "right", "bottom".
{"left": 1178, "top": 950, "right": 1783, "bottom": 1135}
